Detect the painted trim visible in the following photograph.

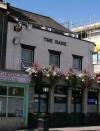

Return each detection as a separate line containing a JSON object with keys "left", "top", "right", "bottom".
{"left": 0, "top": 81, "right": 29, "bottom": 127}
{"left": 0, "top": 81, "right": 29, "bottom": 87}
{"left": 24, "top": 85, "right": 29, "bottom": 127}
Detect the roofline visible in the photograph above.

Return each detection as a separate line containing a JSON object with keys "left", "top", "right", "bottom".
{"left": 9, "top": 20, "right": 95, "bottom": 47}
{"left": 9, "top": 5, "right": 53, "bottom": 21}
{"left": 72, "top": 22, "right": 100, "bottom": 33}
{"left": 7, "top": 5, "right": 95, "bottom": 46}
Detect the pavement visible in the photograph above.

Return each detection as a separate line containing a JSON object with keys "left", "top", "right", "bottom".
{"left": 16, "top": 126, "right": 100, "bottom": 131}
{"left": 49, "top": 126, "right": 100, "bottom": 131}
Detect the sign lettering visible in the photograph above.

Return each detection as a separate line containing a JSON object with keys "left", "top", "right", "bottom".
{"left": 0, "top": 71, "right": 30, "bottom": 83}
{"left": 44, "top": 37, "right": 67, "bottom": 46}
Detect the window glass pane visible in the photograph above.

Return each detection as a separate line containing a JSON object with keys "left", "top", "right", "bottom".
{"left": 54, "top": 97, "right": 66, "bottom": 112}
{"left": 54, "top": 55, "right": 59, "bottom": 66}
{"left": 34, "top": 99, "right": 39, "bottom": 112}
{"left": 73, "top": 59, "right": 79, "bottom": 69}
{"left": 0, "top": 86, "right": 7, "bottom": 95}
{"left": 73, "top": 58, "right": 81, "bottom": 70}
{"left": 40, "top": 99, "right": 46, "bottom": 112}
{"left": 9, "top": 87, "right": 24, "bottom": 96}
{"left": 88, "top": 105, "right": 97, "bottom": 113}
{"left": 34, "top": 98, "right": 47, "bottom": 113}
{"left": 8, "top": 98, "right": 24, "bottom": 117}
{"left": 0, "top": 97, "right": 6, "bottom": 117}
{"left": 49, "top": 54, "right": 59, "bottom": 67}
{"left": 88, "top": 89, "right": 98, "bottom": 113}
{"left": 55, "top": 103, "right": 66, "bottom": 112}
{"left": 71, "top": 104, "right": 74, "bottom": 112}
{"left": 49, "top": 54, "right": 53, "bottom": 65}
{"left": 76, "top": 104, "right": 81, "bottom": 112}
{"left": 22, "top": 49, "right": 33, "bottom": 61}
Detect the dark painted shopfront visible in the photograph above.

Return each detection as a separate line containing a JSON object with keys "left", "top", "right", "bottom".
{"left": 28, "top": 79, "right": 100, "bottom": 128}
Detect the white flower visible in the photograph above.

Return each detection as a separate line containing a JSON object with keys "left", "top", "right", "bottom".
{"left": 53, "top": 71, "right": 56, "bottom": 76}
{"left": 25, "top": 68, "right": 31, "bottom": 73}
{"left": 31, "top": 68, "right": 35, "bottom": 73}
{"left": 47, "top": 74, "right": 50, "bottom": 77}
{"left": 66, "top": 76, "right": 68, "bottom": 80}
{"left": 29, "top": 71, "right": 32, "bottom": 76}
{"left": 78, "top": 73, "right": 82, "bottom": 77}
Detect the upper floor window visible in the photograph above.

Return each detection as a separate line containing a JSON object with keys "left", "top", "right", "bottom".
{"left": 49, "top": 50, "right": 61, "bottom": 67}
{"left": 72, "top": 54, "right": 83, "bottom": 71}
{"left": 21, "top": 44, "right": 35, "bottom": 69}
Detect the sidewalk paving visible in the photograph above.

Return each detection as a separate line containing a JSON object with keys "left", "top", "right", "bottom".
{"left": 49, "top": 126, "right": 100, "bottom": 131}
{"left": 16, "top": 126, "right": 100, "bottom": 131}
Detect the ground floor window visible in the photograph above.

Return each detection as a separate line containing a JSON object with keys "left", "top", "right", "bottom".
{"left": 54, "top": 97, "right": 66, "bottom": 112}
{"left": 88, "top": 89, "right": 98, "bottom": 113}
{"left": 54, "top": 86, "right": 67, "bottom": 113}
{"left": 0, "top": 86, "right": 24, "bottom": 117}
{"left": 34, "top": 95, "right": 48, "bottom": 113}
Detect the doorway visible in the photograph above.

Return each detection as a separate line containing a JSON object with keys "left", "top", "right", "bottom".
{"left": 33, "top": 84, "right": 49, "bottom": 128}
{"left": 71, "top": 88, "right": 83, "bottom": 126}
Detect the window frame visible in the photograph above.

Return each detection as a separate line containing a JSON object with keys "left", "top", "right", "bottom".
{"left": 72, "top": 54, "right": 83, "bottom": 71}
{"left": 21, "top": 44, "right": 35, "bottom": 69}
{"left": 0, "top": 86, "right": 25, "bottom": 118}
{"left": 48, "top": 49, "right": 61, "bottom": 68}
{"left": 88, "top": 89, "right": 98, "bottom": 113}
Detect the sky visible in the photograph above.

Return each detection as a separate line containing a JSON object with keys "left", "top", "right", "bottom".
{"left": 3, "top": 0, "right": 100, "bottom": 29}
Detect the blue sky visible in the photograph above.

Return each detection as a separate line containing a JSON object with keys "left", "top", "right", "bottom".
{"left": 3, "top": 0, "right": 100, "bottom": 29}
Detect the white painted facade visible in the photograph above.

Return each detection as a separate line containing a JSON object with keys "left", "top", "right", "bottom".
{"left": 6, "top": 22, "right": 94, "bottom": 74}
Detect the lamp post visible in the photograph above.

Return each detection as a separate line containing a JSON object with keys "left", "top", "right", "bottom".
{"left": 38, "top": 86, "right": 49, "bottom": 131}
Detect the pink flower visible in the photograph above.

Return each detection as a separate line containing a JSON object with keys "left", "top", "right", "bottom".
{"left": 68, "top": 67, "right": 73, "bottom": 73}
{"left": 86, "top": 80, "right": 89, "bottom": 87}
{"left": 32, "top": 62, "right": 39, "bottom": 71}
{"left": 51, "top": 65, "right": 55, "bottom": 71}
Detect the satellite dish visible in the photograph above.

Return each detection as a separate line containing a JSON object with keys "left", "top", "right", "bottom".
{"left": 13, "top": 37, "right": 20, "bottom": 45}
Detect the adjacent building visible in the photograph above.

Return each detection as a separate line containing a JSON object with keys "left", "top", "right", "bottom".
{"left": 72, "top": 22, "right": 100, "bottom": 74}
{"left": 0, "top": 1, "right": 99, "bottom": 130}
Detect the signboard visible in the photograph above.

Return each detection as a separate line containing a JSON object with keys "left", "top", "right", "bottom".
{"left": 92, "top": 52, "right": 98, "bottom": 65}
{"left": 0, "top": 71, "right": 30, "bottom": 83}
{"left": 98, "top": 54, "right": 100, "bottom": 65}
{"left": 0, "top": 3, "right": 7, "bottom": 10}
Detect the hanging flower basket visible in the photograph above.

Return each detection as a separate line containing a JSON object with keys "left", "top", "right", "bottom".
{"left": 26, "top": 62, "right": 43, "bottom": 85}
{"left": 96, "top": 74, "right": 100, "bottom": 84}
{"left": 44, "top": 65, "right": 59, "bottom": 86}
{"left": 65, "top": 68, "right": 77, "bottom": 87}
{"left": 80, "top": 70, "right": 91, "bottom": 88}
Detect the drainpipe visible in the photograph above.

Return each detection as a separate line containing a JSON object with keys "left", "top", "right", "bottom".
{"left": 0, "top": 2, "right": 8, "bottom": 69}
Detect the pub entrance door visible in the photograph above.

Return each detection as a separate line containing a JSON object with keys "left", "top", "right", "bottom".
{"left": 71, "top": 88, "right": 83, "bottom": 126}
{"left": 33, "top": 84, "right": 49, "bottom": 128}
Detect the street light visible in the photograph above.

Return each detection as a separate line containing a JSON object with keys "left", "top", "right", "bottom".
{"left": 38, "top": 86, "right": 49, "bottom": 131}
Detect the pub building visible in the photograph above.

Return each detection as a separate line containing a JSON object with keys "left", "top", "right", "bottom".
{"left": 0, "top": 1, "right": 100, "bottom": 130}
